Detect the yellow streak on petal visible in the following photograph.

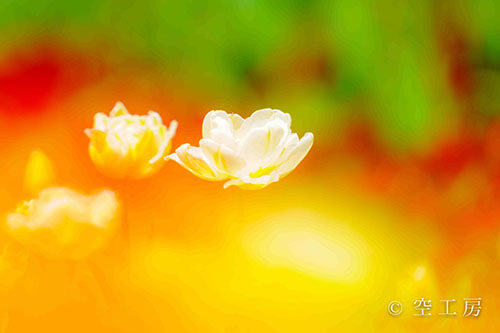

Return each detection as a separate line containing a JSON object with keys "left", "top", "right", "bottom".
{"left": 249, "top": 165, "right": 278, "bottom": 178}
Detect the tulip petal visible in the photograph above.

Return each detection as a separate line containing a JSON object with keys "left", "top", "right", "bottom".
{"left": 93, "top": 113, "right": 109, "bottom": 131}
{"left": 262, "top": 119, "right": 288, "bottom": 162}
{"left": 146, "top": 111, "right": 163, "bottom": 126}
{"left": 133, "top": 129, "right": 156, "bottom": 162}
{"left": 202, "top": 110, "right": 222, "bottom": 138}
{"left": 150, "top": 120, "right": 178, "bottom": 164}
{"left": 229, "top": 113, "right": 244, "bottom": 130}
{"left": 277, "top": 132, "right": 313, "bottom": 177}
{"left": 273, "top": 133, "right": 299, "bottom": 165}
{"left": 237, "top": 108, "right": 291, "bottom": 139}
{"left": 86, "top": 129, "right": 108, "bottom": 154}
{"left": 238, "top": 119, "right": 288, "bottom": 171}
{"left": 223, "top": 171, "right": 280, "bottom": 190}
{"left": 202, "top": 110, "right": 232, "bottom": 137}
{"left": 109, "top": 101, "right": 129, "bottom": 117}
{"left": 210, "top": 128, "right": 238, "bottom": 150}
{"left": 202, "top": 110, "right": 240, "bottom": 149}
{"left": 238, "top": 127, "right": 271, "bottom": 168}
{"left": 200, "top": 139, "right": 246, "bottom": 177}
{"left": 167, "top": 144, "right": 226, "bottom": 181}
{"left": 89, "top": 190, "right": 119, "bottom": 228}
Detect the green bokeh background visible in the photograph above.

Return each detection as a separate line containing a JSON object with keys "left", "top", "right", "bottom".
{"left": 1, "top": 0, "right": 500, "bottom": 151}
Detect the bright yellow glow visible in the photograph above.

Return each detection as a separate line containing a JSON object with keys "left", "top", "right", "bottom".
{"left": 242, "top": 209, "right": 369, "bottom": 283}
{"left": 24, "top": 150, "right": 56, "bottom": 195}
{"left": 413, "top": 265, "right": 426, "bottom": 281}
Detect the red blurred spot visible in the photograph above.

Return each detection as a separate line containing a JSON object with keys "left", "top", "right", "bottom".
{"left": 0, "top": 52, "right": 60, "bottom": 113}
{"left": 420, "top": 134, "right": 483, "bottom": 185}
{"left": 344, "top": 121, "right": 384, "bottom": 161}
{"left": 438, "top": 22, "right": 473, "bottom": 99}
{"left": 0, "top": 44, "right": 105, "bottom": 115}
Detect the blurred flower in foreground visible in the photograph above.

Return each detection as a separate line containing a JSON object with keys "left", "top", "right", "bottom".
{"left": 85, "top": 102, "right": 177, "bottom": 179}
{"left": 24, "top": 149, "right": 56, "bottom": 196}
{"left": 168, "top": 109, "right": 313, "bottom": 189}
{"left": 5, "top": 187, "right": 119, "bottom": 260}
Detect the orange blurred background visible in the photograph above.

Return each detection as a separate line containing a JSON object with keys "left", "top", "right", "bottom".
{"left": 2, "top": 1, "right": 500, "bottom": 331}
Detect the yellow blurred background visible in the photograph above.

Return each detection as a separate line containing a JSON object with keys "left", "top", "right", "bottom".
{"left": 1, "top": 0, "right": 500, "bottom": 331}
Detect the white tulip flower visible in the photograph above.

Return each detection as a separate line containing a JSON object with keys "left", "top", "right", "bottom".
{"left": 6, "top": 187, "right": 120, "bottom": 260}
{"left": 167, "top": 108, "right": 313, "bottom": 189}
{"left": 85, "top": 102, "right": 177, "bottom": 179}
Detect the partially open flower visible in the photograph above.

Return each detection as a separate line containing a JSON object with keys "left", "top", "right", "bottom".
{"left": 85, "top": 102, "right": 177, "bottom": 179}
{"left": 5, "top": 187, "right": 119, "bottom": 260}
{"left": 167, "top": 109, "right": 313, "bottom": 189}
